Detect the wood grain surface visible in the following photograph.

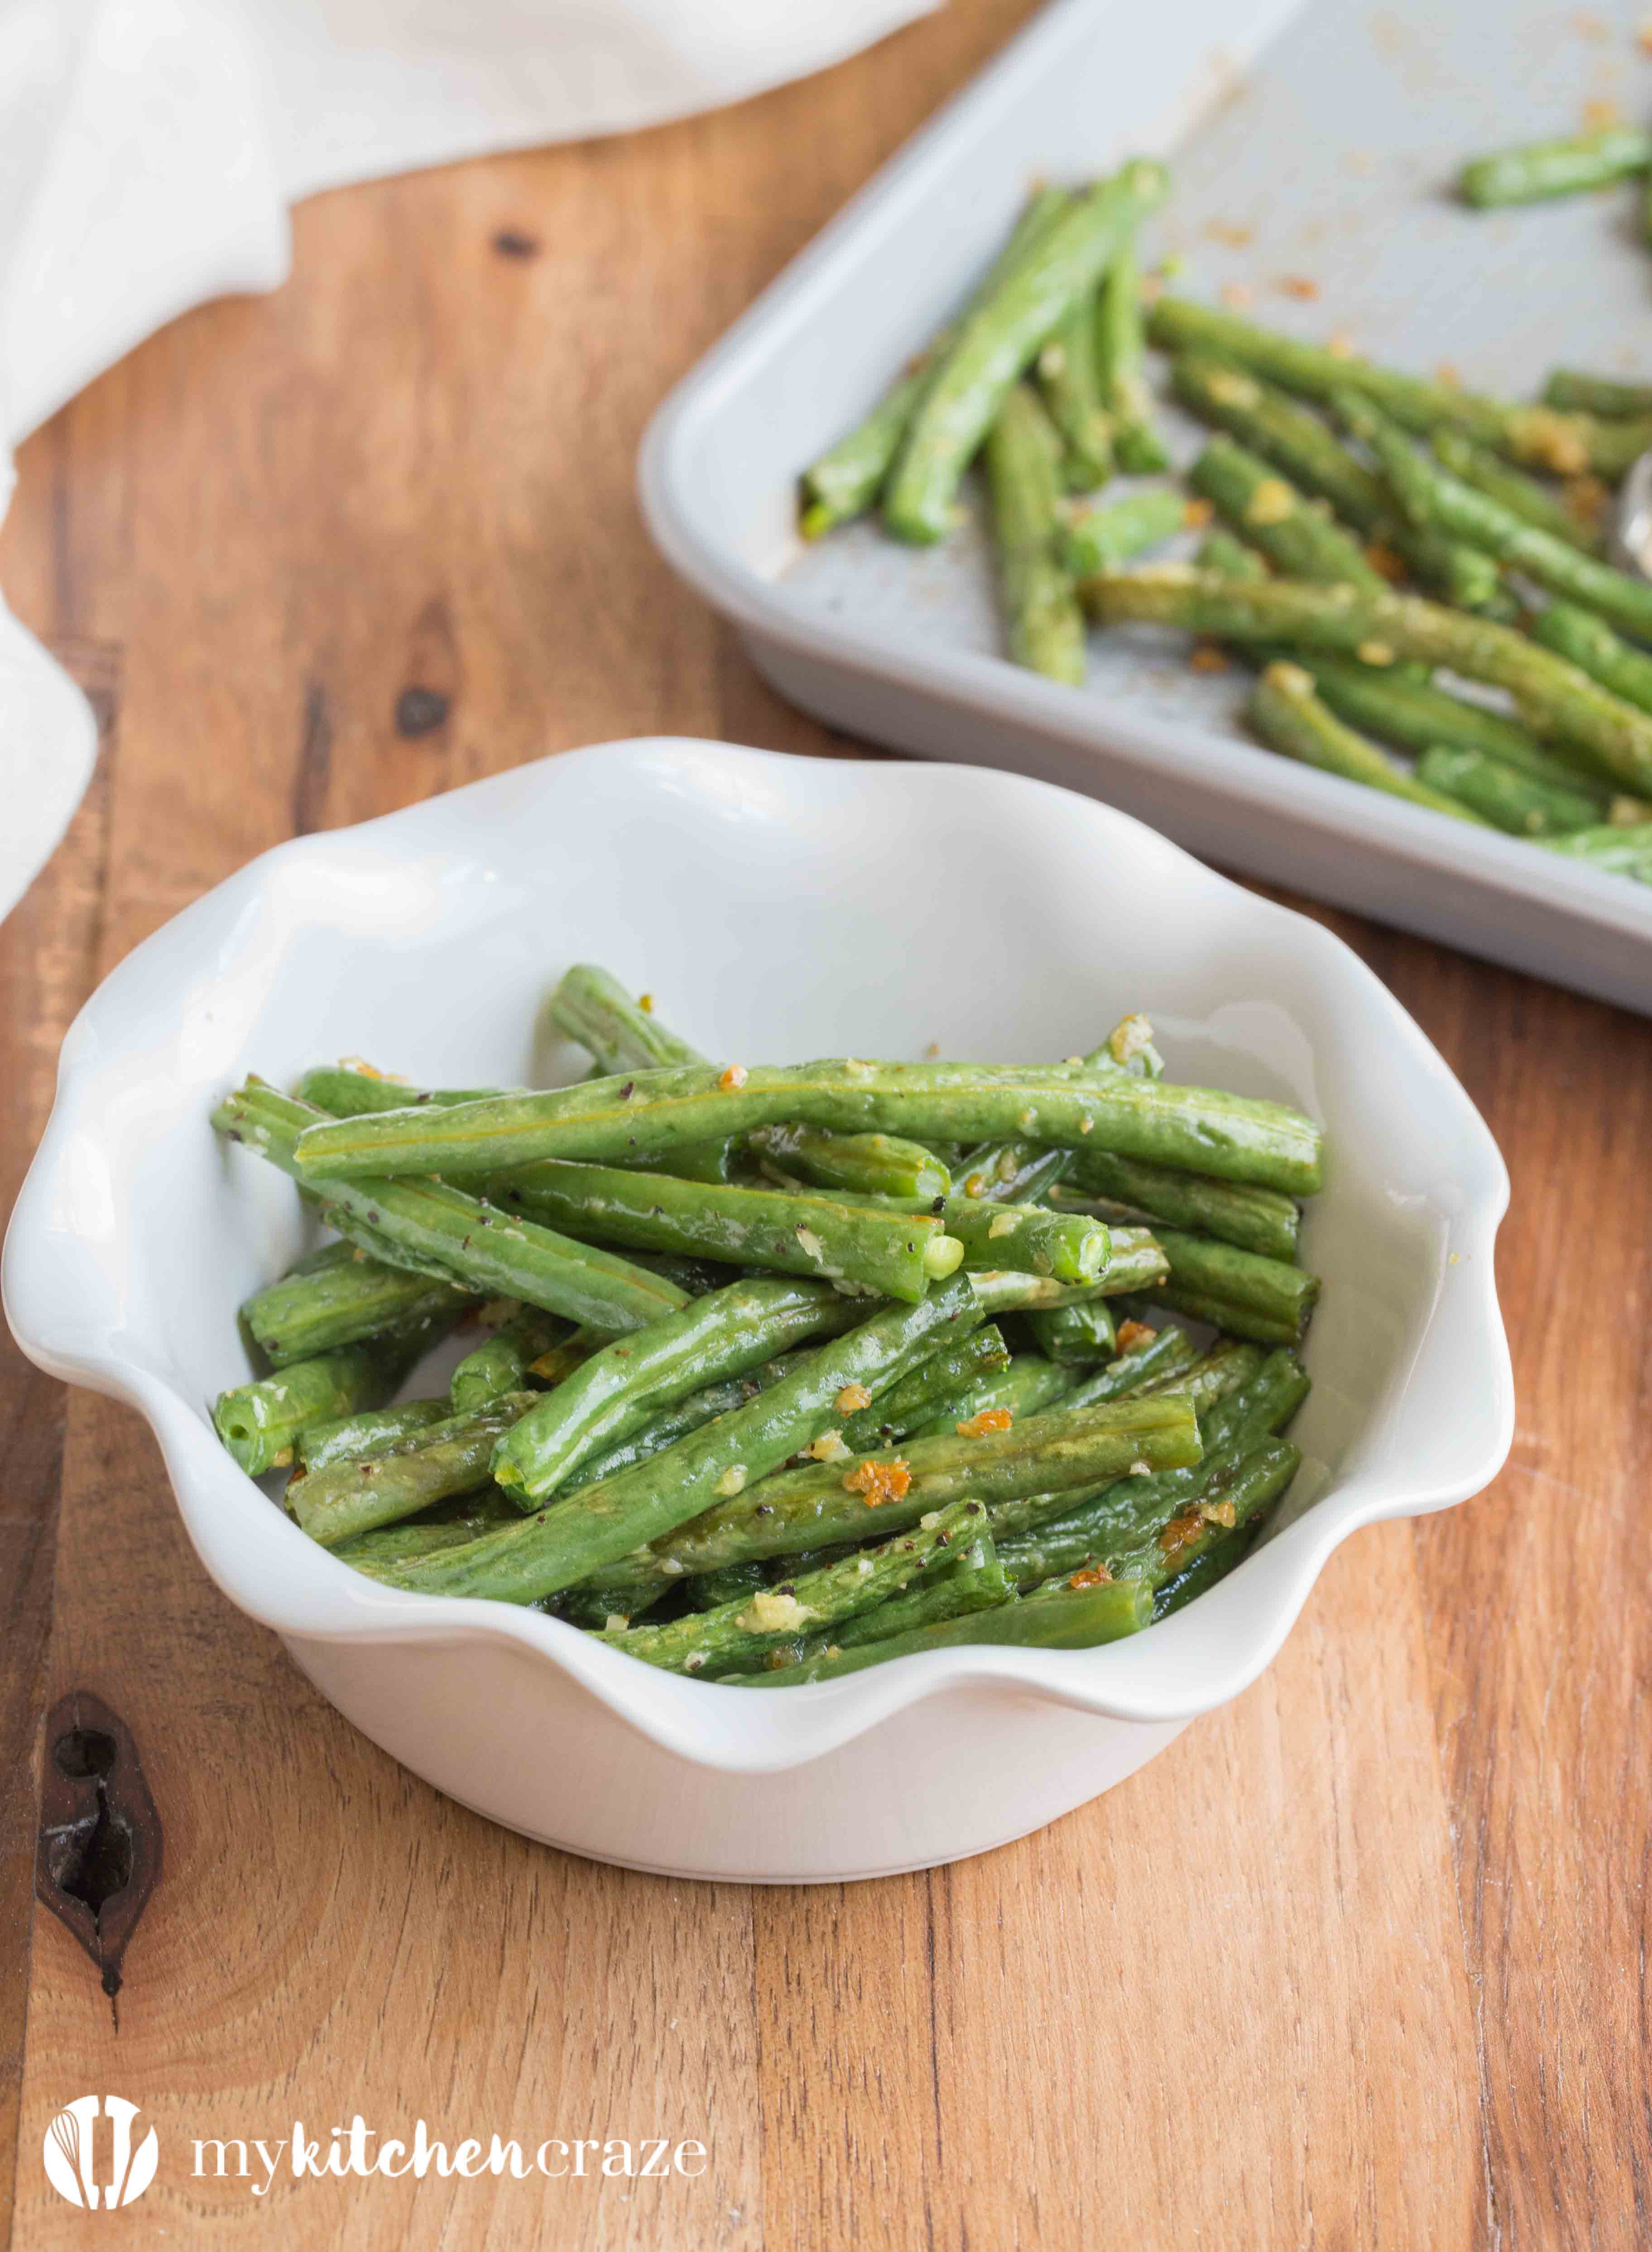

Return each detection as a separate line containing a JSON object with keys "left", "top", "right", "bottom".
{"left": 2, "top": 3, "right": 1649, "bottom": 2244}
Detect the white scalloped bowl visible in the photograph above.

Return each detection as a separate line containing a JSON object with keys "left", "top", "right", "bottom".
{"left": 3, "top": 741, "right": 1512, "bottom": 1880}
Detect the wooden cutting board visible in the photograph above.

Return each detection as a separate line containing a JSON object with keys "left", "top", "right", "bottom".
{"left": 2, "top": 3, "right": 1648, "bottom": 2242}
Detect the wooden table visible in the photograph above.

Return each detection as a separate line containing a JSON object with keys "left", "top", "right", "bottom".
{"left": 3, "top": 4, "right": 1647, "bottom": 2243}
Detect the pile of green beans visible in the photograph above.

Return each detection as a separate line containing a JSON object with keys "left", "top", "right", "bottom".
{"left": 211, "top": 969, "right": 1323, "bottom": 1681}
{"left": 790, "top": 150, "right": 1652, "bottom": 890}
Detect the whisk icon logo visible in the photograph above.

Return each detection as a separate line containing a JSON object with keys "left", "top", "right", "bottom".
{"left": 43, "top": 2096, "right": 158, "bottom": 2209}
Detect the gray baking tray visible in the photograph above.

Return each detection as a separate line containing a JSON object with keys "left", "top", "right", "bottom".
{"left": 639, "top": 0, "right": 1652, "bottom": 1016}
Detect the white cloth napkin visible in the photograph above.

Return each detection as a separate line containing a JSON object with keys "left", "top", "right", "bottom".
{"left": 0, "top": 0, "right": 939, "bottom": 921}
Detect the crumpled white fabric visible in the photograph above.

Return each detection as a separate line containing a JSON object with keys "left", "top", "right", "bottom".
{"left": 0, "top": 0, "right": 939, "bottom": 921}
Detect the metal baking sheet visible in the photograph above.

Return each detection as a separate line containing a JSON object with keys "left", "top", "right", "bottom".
{"left": 639, "top": 0, "right": 1652, "bottom": 1015}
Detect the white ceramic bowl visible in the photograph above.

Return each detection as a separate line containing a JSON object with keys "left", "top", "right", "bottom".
{"left": 4, "top": 741, "right": 1513, "bottom": 1881}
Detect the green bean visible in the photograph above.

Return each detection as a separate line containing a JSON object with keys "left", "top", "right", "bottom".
{"left": 1542, "top": 369, "right": 1652, "bottom": 418}
{"left": 293, "top": 1059, "right": 1325, "bottom": 1198}
{"left": 1198, "top": 526, "right": 1270, "bottom": 581}
{"left": 1148, "top": 1228, "right": 1320, "bottom": 1347}
{"left": 1540, "top": 823, "right": 1652, "bottom": 882}
{"left": 1097, "top": 1438, "right": 1300, "bottom": 1589}
{"left": 1416, "top": 746, "right": 1603, "bottom": 836}
{"left": 334, "top": 1508, "right": 520, "bottom": 1570}
{"left": 1249, "top": 662, "right": 1493, "bottom": 823}
{"left": 999, "top": 1355, "right": 1305, "bottom": 1586}
{"left": 241, "top": 1241, "right": 473, "bottom": 1366}
{"left": 1057, "top": 487, "right": 1186, "bottom": 576}
{"left": 563, "top": 1389, "right": 1200, "bottom": 1611}
{"left": 217, "top": 1079, "right": 690, "bottom": 1334}
{"left": 449, "top": 1307, "right": 571, "bottom": 1413}
{"left": 682, "top": 1562, "right": 769, "bottom": 1614}
{"left": 1459, "top": 128, "right": 1652, "bottom": 208}
{"left": 884, "top": 161, "right": 1171, "bottom": 544}
{"left": 1531, "top": 601, "right": 1652, "bottom": 723}
{"left": 1343, "top": 394, "right": 1652, "bottom": 643}
{"left": 799, "top": 185, "right": 1071, "bottom": 537}
{"left": 1138, "top": 1337, "right": 1268, "bottom": 1408}
{"left": 1170, "top": 353, "right": 1502, "bottom": 609}
{"left": 546, "top": 963, "right": 702, "bottom": 1071}
{"left": 983, "top": 383, "right": 1086, "bottom": 683}
{"left": 213, "top": 1333, "right": 432, "bottom": 1477}
{"left": 491, "top": 1277, "right": 872, "bottom": 1504}
{"left": 362, "top": 1276, "right": 987, "bottom": 1602}
{"left": 907, "top": 1352, "right": 1082, "bottom": 1438}
{"left": 748, "top": 1123, "right": 951, "bottom": 1201}
{"left": 595, "top": 1500, "right": 987, "bottom": 1674}
{"left": 1058, "top": 1324, "right": 1198, "bottom": 1406}
{"left": 837, "top": 1327, "right": 1010, "bottom": 1451}
{"left": 295, "top": 1064, "right": 505, "bottom": 1116}
{"left": 1190, "top": 438, "right": 1387, "bottom": 590}
{"left": 1146, "top": 295, "right": 1652, "bottom": 481}
{"left": 950, "top": 1017, "right": 1162, "bottom": 1210}
{"left": 1431, "top": 430, "right": 1602, "bottom": 554}
{"left": 952, "top": 1143, "right": 1070, "bottom": 1205}
{"left": 1095, "top": 238, "right": 1169, "bottom": 472}
{"left": 1081, "top": 568, "right": 1652, "bottom": 797}
{"left": 558, "top": 1350, "right": 812, "bottom": 1495}
{"left": 1054, "top": 1149, "right": 1300, "bottom": 1262}
{"left": 1034, "top": 295, "right": 1115, "bottom": 491}
{"left": 726, "top": 1578, "right": 1152, "bottom": 1684}
{"left": 940, "top": 1194, "right": 1107, "bottom": 1283}
{"left": 1280, "top": 650, "right": 1612, "bottom": 798}
{"left": 1025, "top": 1298, "right": 1117, "bottom": 1364}
{"left": 758, "top": 1531, "right": 1012, "bottom": 1672}
{"left": 290, "top": 1393, "right": 537, "bottom": 1547}
{"left": 294, "top": 1396, "right": 453, "bottom": 1473}
{"left": 488, "top": 1156, "right": 961, "bottom": 1301}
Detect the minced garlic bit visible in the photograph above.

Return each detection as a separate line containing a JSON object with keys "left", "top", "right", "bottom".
{"left": 339, "top": 1056, "right": 408, "bottom": 1082}
{"left": 1108, "top": 1012, "right": 1155, "bottom": 1066}
{"left": 683, "top": 1652, "right": 707, "bottom": 1671}
{"left": 956, "top": 1408, "right": 1013, "bottom": 1439}
{"left": 996, "top": 1150, "right": 1019, "bottom": 1181}
{"left": 1357, "top": 640, "right": 1395, "bottom": 667}
{"left": 795, "top": 1225, "right": 825, "bottom": 1264}
{"left": 718, "top": 1063, "right": 749, "bottom": 1090}
{"left": 271, "top": 1446, "right": 294, "bottom": 1469}
{"left": 638, "top": 992, "right": 655, "bottom": 1012}
{"left": 1200, "top": 1499, "right": 1238, "bottom": 1529}
{"left": 963, "top": 1172, "right": 989, "bottom": 1198}
{"left": 476, "top": 1297, "right": 521, "bottom": 1331}
{"left": 1129, "top": 1459, "right": 1152, "bottom": 1476}
{"left": 1018, "top": 1107, "right": 1037, "bottom": 1130}
{"left": 987, "top": 1212, "right": 1018, "bottom": 1240}
{"left": 1182, "top": 496, "right": 1215, "bottom": 529}
{"left": 1190, "top": 645, "right": 1229, "bottom": 674}
{"left": 1245, "top": 478, "right": 1295, "bottom": 527}
{"left": 1157, "top": 1511, "right": 1204, "bottom": 1565}
{"left": 808, "top": 1430, "right": 851, "bottom": 1464}
{"left": 1326, "top": 329, "right": 1356, "bottom": 360}
{"left": 1434, "top": 361, "right": 1462, "bottom": 392}
{"left": 1278, "top": 274, "right": 1319, "bottom": 300}
{"left": 604, "top": 1613, "right": 630, "bottom": 1633}
{"left": 715, "top": 1464, "right": 748, "bottom": 1498}
{"left": 1116, "top": 1318, "right": 1157, "bottom": 1353}
{"left": 1207, "top": 368, "right": 1260, "bottom": 410}
{"left": 843, "top": 1058, "right": 874, "bottom": 1079}
{"left": 836, "top": 1383, "right": 872, "bottom": 1415}
{"left": 1220, "top": 282, "right": 1253, "bottom": 310}
{"left": 843, "top": 1456, "right": 911, "bottom": 1507}
{"left": 736, "top": 1589, "right": 813, "bottom": 1635}
{"left": 919, "top": 1510, "right": 941, "bottom": 1530}
{"left": 1068, "top": 1564, "right": 1113, "bottom": 1589}
{"left": 1078, "top": 1114, "right": 1094, "bottom": 1135}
